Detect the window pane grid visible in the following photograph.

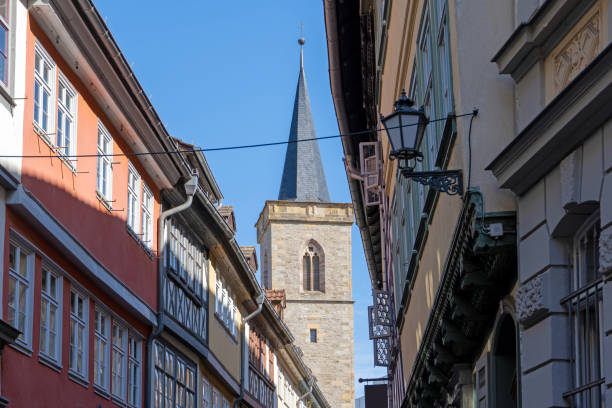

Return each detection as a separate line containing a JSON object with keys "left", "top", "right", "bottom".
{"left": 97, "top": 124, "right": 113, "bottom": 201}
{"left": 94, "top": 308, "right": 109, "bottom": 389}
{"left": 563, "top": 217, "right": 603, "bottom": 407}
{"left": 33, "top": 46, "right": 54, "bottom": 134}
{"left": 8, "top": 243, "right": 30, "bottom": 345}
{"left": 40, "top": 268, "right": 60, "bottom": 361}
{"left": 69, "top": 291, "right": 87, "bottom": 377}
{"left": 127, "top": 164, "right": 141, "bottom": 233}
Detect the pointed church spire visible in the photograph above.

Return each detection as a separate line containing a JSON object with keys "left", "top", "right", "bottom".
{"left": 278, "top": 37, "right": 330, "bottom": 202}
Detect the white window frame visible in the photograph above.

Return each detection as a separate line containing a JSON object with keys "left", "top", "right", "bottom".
{"left": 7, "top": 240, "right": 35, "bottom": 350}
{"left": 111, "top": 322, "right": 127, "bottom": 401}
{"left": 153, "top": 341, "right": 196, "bottom": 408}
{"left": 33, "top": 42, "right": 55, "bottom": 137}
{"left": 127, "top": 162, "right": 141, "bottom": 233}
{"left": 56, "top": 72, "right": 77, "bottom": 160}
{"left": 39, "top": 264, "right": 62, "bottom": 365}
{"left": 0, "top": 0, "right": 9, "bottom": 87}
{"left": 97, "top": 122, "right": 113, "bottom": 204}
{"left": 202, "top": 377, "right": 211, "bottom": 408}
{"left": 69, "top": 288, "right": 88, "bottom": 381}
{"left": 94, "top": 306, "right": 111, "bottom": 392}
{"left": 142, "top": 183, "right": 153, "bottom": 249}
{"left": 127, "top": 333, "right": 142, "bottom": 407}
{"left": 212, "top": 387, "right": 221, "bottom": 408}
{"left": 215, "top": 277, "right": 237, "bottom": 340}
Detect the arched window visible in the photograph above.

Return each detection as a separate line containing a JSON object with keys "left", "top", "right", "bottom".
{"left": 302, "top": 241, "right": 324, "bottom": 292}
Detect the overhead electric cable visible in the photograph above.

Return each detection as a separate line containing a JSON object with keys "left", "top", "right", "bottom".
{"left": 0, "top": 112, "right": 475, "bottom": 159}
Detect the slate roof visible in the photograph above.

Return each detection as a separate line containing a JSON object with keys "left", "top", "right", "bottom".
{"left": 278, "top": 42, "right": 330, "bottom": 202}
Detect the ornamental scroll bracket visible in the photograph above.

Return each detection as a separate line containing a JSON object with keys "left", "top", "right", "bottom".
{"left": 400, "top": 169, "right": 464, "bottom": 196}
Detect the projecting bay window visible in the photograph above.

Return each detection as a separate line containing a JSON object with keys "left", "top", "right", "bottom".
{"left": 166, "top": 221, "right": 208, "bottom": 301}
{"left": 0, "top": 0, "right": 8, "bottom": 86}
{"left": 94, "top": 307, "right": 110, "bottom": 392}
{"left": 56, "top": 75, "right": 76, "bottom": 159}
{"left": 153, "top": 341, "right": 196, "bottom": 408}
{"left": 563, "top": 214, "right": 604, "bottom": 407}
{"left": 69, "top": 289, "right": 88, "bottom": 380}
{"left": 8, "top": 242, "right": 34, "bottom": 349}
{"left": 33, "top": 43, "right": 55, "bottom": 136}
{"left": 40, "top": 266, "right": 61, "bottom": 364}
{"left": 127, "top": 163, "right": 141, "bottom": 233}
{"left": 97, "top": 123, "right": 113, "bottom": 206}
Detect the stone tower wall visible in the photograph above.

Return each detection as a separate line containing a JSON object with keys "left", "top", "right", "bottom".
{"left": 256, "top": 200, "right": 355, "bottom": 408}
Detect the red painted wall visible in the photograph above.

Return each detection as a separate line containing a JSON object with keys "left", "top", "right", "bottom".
{"left": 20, "top": 15, "right": 159, "bottom": 310}
{"left": 3, "top": 209, "right": 149, "bottom": 407}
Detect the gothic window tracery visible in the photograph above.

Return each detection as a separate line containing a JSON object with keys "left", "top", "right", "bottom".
{"left": 302, "top": 241, "right": 324, "bottom": 292}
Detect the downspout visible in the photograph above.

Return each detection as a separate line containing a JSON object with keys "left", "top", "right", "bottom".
{"left": 297, "top": 376, "right": 315, "bottom": 407}
{"left": 233, "top": 292, "right": 265, "bottom": 408}
{"left": 145, "top": 171, "right": 199, "bottom": 408}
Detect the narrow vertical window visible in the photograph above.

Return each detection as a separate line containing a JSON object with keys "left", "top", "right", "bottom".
{"left": 56, "top": 74, "right": 76, "bottom": 158}
{"left": 0, "top": 0, "right": 8, "bottom": 85}
{"left": 40, "top": 267, "right": 61, "bottom": 362}
{"left": 310, "top": 329, "right": 317, "bottom": 343}
{"left": 8, "top": 242, "right": 33, "bottom": 347}
{"left": 212, "top": 388, "right": 220, "bottom": 408}
{"left": 127, "top": 163, "right": 141, "bottom": 233}
{"left": 96, "top": 123, "right": 113, "bottom": 203}
{"left": 111, "top": 323, "right": 126, "bottom": 400}
{"left": 69, "top": 290, "right": 88, "bottom": 378}
{"left": 127, "top": 335, "right": 142, "bottom": 407}
{"left": 94, "top": 308, "right": 110, "bottom": 390}
{"left": 312, "top": 254, "right": 320, "bottom": 291}
{"left": 202, "top": 377, "right": 211, "bottom": 408}
{"left": 33, "top": 44, "right": 54, "bottom": 135}
{"left": 303, "top": 254, "right": 311, "bottom": 291}
{"left": 142, "top": 184, "right": 153, "bottom": 249}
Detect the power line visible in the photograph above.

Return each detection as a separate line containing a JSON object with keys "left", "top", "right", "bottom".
{"left": 1, "top": 113, "right": 475, "bottom": 159}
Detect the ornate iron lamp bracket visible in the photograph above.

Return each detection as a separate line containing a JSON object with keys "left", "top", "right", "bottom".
{"left": 400, "top": 168, "right": 464, "bottom": 196}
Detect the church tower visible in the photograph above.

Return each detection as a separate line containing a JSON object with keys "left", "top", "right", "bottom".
{"left": 255, "top": 38, "right": 355, "bottom": 408}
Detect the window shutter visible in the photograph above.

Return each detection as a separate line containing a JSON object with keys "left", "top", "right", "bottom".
{"left": 359, "top": 142, "right": 380, "bottom": 206}
{"left": 475, "top": 351, "right": 490, "bottom": 408}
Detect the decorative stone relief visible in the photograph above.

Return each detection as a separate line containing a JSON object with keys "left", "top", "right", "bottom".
{"left": 600, "top": 226, "right": 612, "bottom": 276}
{"left": 516, "top": 275, "right": 546, "bottom": 326}
{"left": 554, "top": 11, "right": 600, "bottom": 92}
{"left": 560, "top": 149, "right": 582, "bottom": 209}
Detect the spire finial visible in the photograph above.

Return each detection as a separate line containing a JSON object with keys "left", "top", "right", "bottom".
{"left": 298, "top": 23, "right": 305, "bottom": 70}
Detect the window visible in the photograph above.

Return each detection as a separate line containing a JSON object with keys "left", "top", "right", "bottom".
{"left": 40, "top": 266, "right": 61, "bottom": 363}
{"left": 215, "top": 277, "right": 237, "bottom": 339}
{"left": 212, "top": 387, "right": 221, "bottom": 408}
{"left": 56, "top": 74, "right": 76, "bottom": 158}
{"left": 69, "top": 290, "right": 88, "bottom": 379}
{"left": 111, "top": 323, "right": 127, "bottom": 400}
{"left": 128, "top": 335, "right": 142, "bottom": 407}
{"left": 127, "top": 163, "right": 141, "bottom": 233}
{"left": 202, "top": 377, "right": 211, "bottom": 408}
{"left": 166, "top": 220, "right": 207, "bottom": 299}
{"left": 153, "top": 341, "right": 196, "bottom": 408}
{"left": 302, "top": 241, "right": 324, "bottom": 292}
{"left": 33, "top": 44, "right": 55, "bottom": 135}
{"left": 94, "top": 307, "right": 110, "bottom": 390}
{"left": 8, "top": 242, "right": 33, "bottom": 348}
{"left": 97, "top": 122, "right": 113, "bottom": 203}
{"left": 222, "top": 397, "right": 229, "bottom": 408}
{"left": 262, "top": 252, "right": 270, "bottom": 289}
{"left": 0, "top": 0, "right": 8, "bottom": 85}
{"left": 142, "top": 184, "right": 153, "bottom": 249}
{"left": 564, "top": 215, "right": 603, "bottom": 407}
{"left": 310, "top": 328, "right": 317, "bottom": 343}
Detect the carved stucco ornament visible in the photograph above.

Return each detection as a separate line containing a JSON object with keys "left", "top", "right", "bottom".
{"left": 554, "top": 11, "right": 600, "bottom": 92}
{"left": 600, "top": 227, "right": 612, "bottom": 276}
{"left": 515, "top": 275, "right": 546, "bottom": 327}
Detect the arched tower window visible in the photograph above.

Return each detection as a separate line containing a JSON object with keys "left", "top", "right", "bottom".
{"left": 302, "top": 240, "right": 324, "bottom": 292}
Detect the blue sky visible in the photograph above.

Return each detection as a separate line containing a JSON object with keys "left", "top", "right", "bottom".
{"left": 95, "top": 0, "right": 386, "bottom": 397}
